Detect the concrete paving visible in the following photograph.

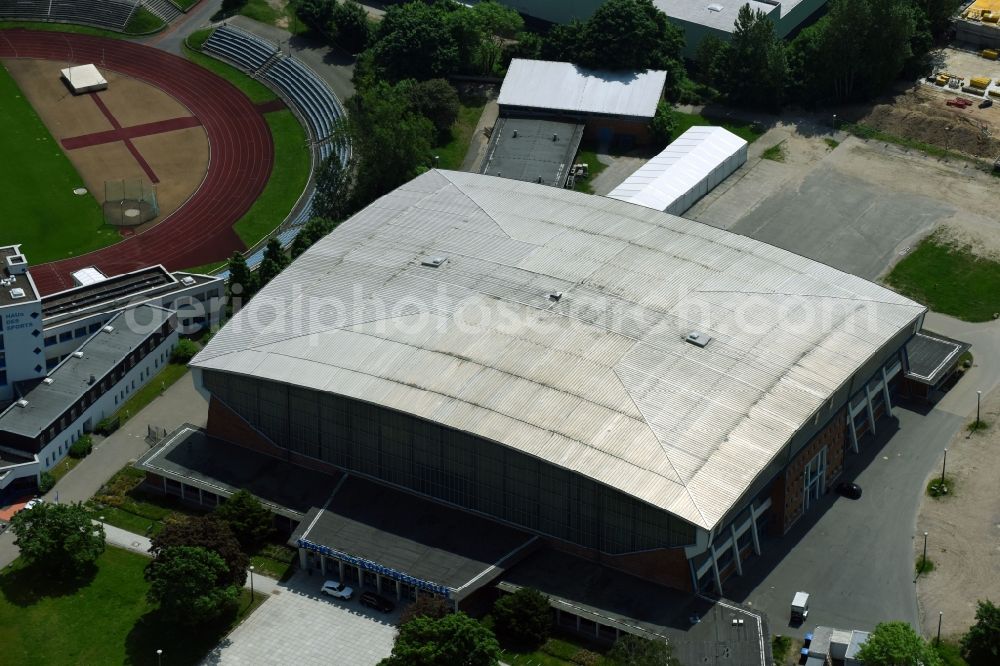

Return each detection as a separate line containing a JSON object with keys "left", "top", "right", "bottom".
{"left": 203, "top": 569, "right": 399, "bottom": 665}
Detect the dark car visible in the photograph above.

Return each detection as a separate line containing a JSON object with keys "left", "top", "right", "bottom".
{"left": 359, "top": 591, "right": 395, "bottom": 613}
{"left": 836, "top": 481, "right": 862, "bottom": 499}
{"left": 980, "top": 98, "right": 994, "bottom": 109}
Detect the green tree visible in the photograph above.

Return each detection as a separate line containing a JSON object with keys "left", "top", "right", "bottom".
{"left": 149, "top": 515, "right": 249, "bottom": 587}
{"left": 337, "top": 80, "right": 434, "bottom": 206}
{"left": 371, "top": 2, "right": 458, "bottom": 82}
{"left": 379, "top": 612, "right": 500, "bottom": 666}
{"left": 331, "top": 0, "right": 371, "bottom": 53}
{"left": 693, "top": 35, "right": 729, "bottom": 88}
{"left": 492, "top": 588, "right": 551, "bottom": 649}
{"left": 145, "top": 546, "right": 239, "bottom": 625}
{"left": 290, "top": 216, "right": 338, "bottom": 259}
{"left": 213, "top": 489, "right": 274, "bottom": 550}
{"left": 576, "top": 0, "right": 686, "bottom": 97}
{"left": 10, "top": 502, "right": 105, "bottom": 574}
{"left": 962, "top": 600, "right": 1000, "bottom": 666}
{"left": 226, "top": 251, "right": 252, "bottom": 305}
{"left": 296, "top": 0, "right": 335, "bottom": 33}
{"left": 465, "top": 0, "right": 524, "bottom": 74}
{"left": 923, "top": 0, "right": 962, "bottom": 38}
{"left": 254, "top": 239, "right": 289, "bottom": 291}
{"left": 650, "top": 100, "right": 677, "bottom": 146}
{"left": 407, "top": 78, "right": 460, "bottom": 140}
{"left": 725, "top": 4, "right": 787, "bottom": 110}
{"left": 311, "top": 153, "right": 353, "bottom": 222}
{"left": 220, "top": 0, "right": 248, "bottom": 17}
{"left": 540, "top": 20, "right": 585, "bottom": 62}
{"left": 399, "top": 594, "right": 452, "bottom": 626}
{"left": 504, "top": 31, "right": 542, "bottom": 66}
{"left": 170, "top": 338, "right": 199, "bottom": 364}
{"left": 856, "top": 621, "right": 942, "bottom": 666}
{"left": 607, "top": 634, "right": 680, "bottom": 666}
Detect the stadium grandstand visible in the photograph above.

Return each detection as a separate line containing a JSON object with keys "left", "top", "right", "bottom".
{"left": 201, "top": 26, "right": 349, "bottom": 278}
{"left": 0, "top": 0, "right": 178, "bottom": 31}
{"left": 139, "top": 171, "right": 929, "bottom": 620}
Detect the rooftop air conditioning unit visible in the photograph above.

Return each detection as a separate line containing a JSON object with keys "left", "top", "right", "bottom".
{"left": 15, "top": 399, "right": 28, "bottom": 408}
{"left": 685, "top": 331, "right": 712, "bottom": 348}
{"left": 72, "top": 351, "right": 84, "bottom": 358}
{"left": 9, "top": 288, "right": 25, "bottom": 299}
{"left": 42, "top": 378, "right": 53, "bottom": 385}
{"left": 421, "top": 257, "right": 447, "bottom": 268}
{"left": 180, "top": 276, "right": 196, "bottom": 286}
{"left": 103, "top": 325, "right": 115, "bottom": 333}
{"left": 548, "top": 292, "right": 563, "bottom": 302}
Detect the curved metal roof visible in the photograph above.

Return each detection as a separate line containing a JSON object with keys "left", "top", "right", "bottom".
{"left": 194, "top": 170, "right": 924, "bottom": 530}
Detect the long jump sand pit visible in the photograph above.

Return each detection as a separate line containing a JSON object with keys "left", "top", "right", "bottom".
{"left": 2, "top": 57, "right": 209, "bottom": 226}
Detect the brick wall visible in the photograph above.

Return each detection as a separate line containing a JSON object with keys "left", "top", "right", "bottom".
{"left": 780, "top": 408, "right": 846, "bottom": 532}
{"left": 546, "top": 538, "right": 693, "bottom": 592}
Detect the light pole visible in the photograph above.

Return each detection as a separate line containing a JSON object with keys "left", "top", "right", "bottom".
{"left": 940, "top": 448, "right": 948, "bottom": 485}
{"left": 977, "top": 390, "right": 982, "bottom": 427}
{"left": 922, "top": 531, "right": 929, "bottom": 571}
{"left": 832, "top": 113, "right": 837, "bottom": 130}
{"left": 156, "top": 649, "right": 162, "bottom": 666}
{"left": 249, "top": 565, "right": 255, "bottom": 604}
{"left": 937, "top": 611, "right": 943, "bottom": 645}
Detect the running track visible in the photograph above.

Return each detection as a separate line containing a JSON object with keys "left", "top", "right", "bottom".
{"left": 0, "top": 30, "right": 274, "bottom": 294}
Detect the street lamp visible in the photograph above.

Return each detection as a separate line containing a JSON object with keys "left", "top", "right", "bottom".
{"left": 937, "top": 611, "right": 943, "bottom": 646}
{"left": 977, "top": 390, "right": 982, "bottom": 427}
{"left": 156, "top": 649, "right": 162, "bottom": 666}
{"left": 99, "top": 515, "right": 105, "bottom": 525}
{"left": 922, "top": 531, "right": 929, "bottom": 571}
{"left": 832, "top": 113, "right": 837, "bottom": 130}
{"left": 249, "top": 565, "right": 255, "bottom": 602}
{"left": 940, "top": 448, "right": 948, "bottom": 485}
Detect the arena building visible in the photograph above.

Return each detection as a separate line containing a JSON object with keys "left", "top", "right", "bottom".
{"left": 171, "top": 170, "right": 927, "bottom": 608}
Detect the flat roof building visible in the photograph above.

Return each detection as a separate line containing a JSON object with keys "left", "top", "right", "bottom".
{"left": 183, "top": 170, "right": 925, "bottom": 598}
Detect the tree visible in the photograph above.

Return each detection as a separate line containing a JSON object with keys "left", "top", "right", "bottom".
{"left": 693, "top": 35, "right": 729, "bottom": 88}
{"left": 290, "top": 216, "right": 338, "bottom": 259}
{"left": 579, "top": 0, "right": 684, "bottom": 70}
{"left": 331, "top": 0, "right": 371, "bottom": 53}
{"left": 226, "top": 251, "right": 252, "bottom": 306}
{"left": 379, "top": 612, "right": 500, "bottom": 666}
{"left": 540, "top": 20, "right": 585, "bottom": 63}
{"left": 10, "top": 502, "right": 105, "bottom": 574}
{"left": 407, "top": 78, "right": 460, "bottom": 140}
{"left": 962, "top": 600, "right": 1000, "bottom": 666}
{"left": 337, "top": 80, "right": 434, "bottom": 206}
{"left": 371, "top": 2, "right": 458, "bottom": 82}
{"left": 724, "top": 5, "right": 787, "bottom": 110}
{"left": 213, "top": 489, "right": 273, "bottom": 550}
{"left": 311, "top": 153, "right": 353, "bottom": 222}
{"left": 856, "top": 621, "right": 942, "bottom": 666}
{"left": 399, "top": 594, "right": 452, "bottom": 626}
{"left": 504, "top": 31, "right": 542, "bottom": 67}
{"left": 296, "top": 0, "right": 335, "bottom": 33}
{"left": 649, "top": 101, "right": 676, "bottom": 147}
{"left": 145, "top": 546, "right": 239, "bottom": 625}
{"left": 149, "top": 515, "right": 249, "bottom": 587}
{"left": 492, "top": 588, "right": 551, "bottom": 649}
{"left": 220, "top": 0, "right": 247, "bottom": 17}
{"left": 607, "top": 634, "right": 680, "bottom": 666}
{"left": 254, "top": 239, "right": 289, "bottom": 292}
{"left": 465, "top": 0, "right": 524, "bottom": 74}
{"left": 170, "top": 338, "right": 199, "bottom": 364}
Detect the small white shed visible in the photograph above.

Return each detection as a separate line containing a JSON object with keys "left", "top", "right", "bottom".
{"left": 606, "top": 126, "right": 748, "bottom": 215}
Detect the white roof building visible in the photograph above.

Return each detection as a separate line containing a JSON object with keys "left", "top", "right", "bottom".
{"left": 608, "top": 126, "right": 748, "bottom": 215}
{"left": 498, "top": 58, "right": 666, "bottom": 119}
{"left": 193, "top": 170, "right": 924, "bottom": 531}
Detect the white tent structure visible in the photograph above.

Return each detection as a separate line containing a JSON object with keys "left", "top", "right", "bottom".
{"left": 607, "top": 126, "right": 748, "bottom": 215}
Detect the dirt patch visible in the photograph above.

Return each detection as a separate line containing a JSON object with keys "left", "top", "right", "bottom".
{"left": 915, "top": 388, "right": 1000, "bottom": 641}
{"left": 849, "top": 86, "right": 1000, "bottom": 159}
{"left": 2, "top": 57, "right": 208, "bottom": 230}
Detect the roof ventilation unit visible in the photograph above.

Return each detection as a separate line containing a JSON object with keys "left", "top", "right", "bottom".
{"left": 707, "top": 3, "right": 723, "bottom": 11}
{"left": 547, "top": 291, "right": 563, "bottom": 302}
{"left": 6, "top": 253, "right": 28, "bottom": 274}
{"left": 421, "top": 257, "right": 447, "bottom": 268}
{"left": 42, "top": 377, "right": 54, "bottom": 385}
{"left": 9, "top": 288, "right": 25, "bottom": 299}
{"left": 685, "top": 331, "right": 712, "bottom": 348}
{"left": 72, "top": 351, "right": 84, "bottom": 358}
{"left": 88, "top": 374, "right": 96, "bottom": 385}
{"left": 180, "top": 276, "right": 196, "bottom": 286}
{"left": 15, "top": 399, "right": 28, "bottom": 408}
{"left": 103, "top": 325, "right": 115, "bottom": 333}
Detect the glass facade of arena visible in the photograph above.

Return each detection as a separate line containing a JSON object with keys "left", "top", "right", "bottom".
{"left": 203, "top": 371, "right": 697, "bottom": 554}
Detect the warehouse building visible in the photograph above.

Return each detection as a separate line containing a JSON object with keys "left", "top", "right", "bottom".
{"left": 607, "top": 125, "right": 748, "bottom": 215}
{"left": 173, "top": 170, "right": 928, "bottom": 603}
{"left": 491, "top": 0, "right": 829, "bottom": 55}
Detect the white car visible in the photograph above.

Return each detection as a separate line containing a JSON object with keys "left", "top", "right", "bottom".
{"left": 22, "top": 498, "right": 44, "bottom": 512}
{"left": 320, "top": 580, "right": 353, "bottom": 600}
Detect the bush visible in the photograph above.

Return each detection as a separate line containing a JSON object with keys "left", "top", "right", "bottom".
{"left": 170, "top": 338, "right": 199, "bottom": 364}
{"left": 492, "top": 587, "right": 552, "bottom": 649}
{"left": 68, "top": 435, "right": 93, "bottom": 459}
{"left": 927, "top": 476, "right": 956, "bottom": 499}
{"left": 650, "top": 101, "right": 677, "bottom": 147}
{"left": 38, "top": 471, "right": 55, "bottom": 494}
{"left": 772, "top": 634, "right": 792, "bottom": 663}
{"left": 399, "top": 595, "right": 452, "bottom": 626}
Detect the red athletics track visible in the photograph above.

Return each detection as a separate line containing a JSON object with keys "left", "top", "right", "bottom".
{"left": 0, "top": 30, "right": 274, "bottom": 294}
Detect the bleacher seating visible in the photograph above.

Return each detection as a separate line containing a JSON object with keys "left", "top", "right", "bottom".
{"left": 203, "top": 26, "right": 278, "bottom": 76}
{"left": 142, "top": 0, "right": 180, "bottom": 24}
{"left": 0, "top": 0, "right": 140, "bottom": 31}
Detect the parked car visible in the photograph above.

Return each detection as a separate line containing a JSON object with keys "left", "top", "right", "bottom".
{"left": 320, "top": 580, "right": 353, "bottom": 600}
{"left": 22, "top": 498, "right": 44, "bottom": 512}
{"left": 835, "top": 482, "right": 862, "bottom": 499}
{"left": 359, "top": 591, "right": 395, "bottom": 613}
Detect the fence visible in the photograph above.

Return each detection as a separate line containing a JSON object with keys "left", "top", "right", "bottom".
{"left": 103, "top": 177, "right": 159, "bottom": 226}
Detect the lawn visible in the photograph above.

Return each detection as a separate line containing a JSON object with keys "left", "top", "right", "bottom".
{"left": 0, "top": 17, "right": 162, "bottom": 36}
{"left": 673, "top": 111, "right": 763, "bottom": 143}
{"left": 0, "top": 63, "right": 118, "bottom": 264}
{"left": 174, "top": 0, "right": 201, "bottom": 10}
{"left": 232, "top": 109, "right": 310, "bottom": 247}
{"left": 0, "top": 547, "right": 265, "bottom": 665}
{"left": 184, "top": 31, "right": 277, "bottom": 104}
{"left": 434, "top": 100, "right": 487, "bottom": 170}
{"left": 572, "top": 148, "right": 609, "bottom": 194}
{"left": 124, "top": 7, "right": 166, "bottom": 34}
{"left": 500, "top": 636, "right": 611, "bottom": 666}
{"left": 113, "top": 362, "right": 189, "bottom": 425}
{"left": 238, "top": 0, "right": 308, "bottom": 34}
{"left": 885, "top": 232, "right": 1000, "bottom": 321}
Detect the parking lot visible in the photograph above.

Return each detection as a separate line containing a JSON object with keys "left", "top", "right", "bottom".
{"left": 204, "top": 570, "right": 400, "bottom": 665}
